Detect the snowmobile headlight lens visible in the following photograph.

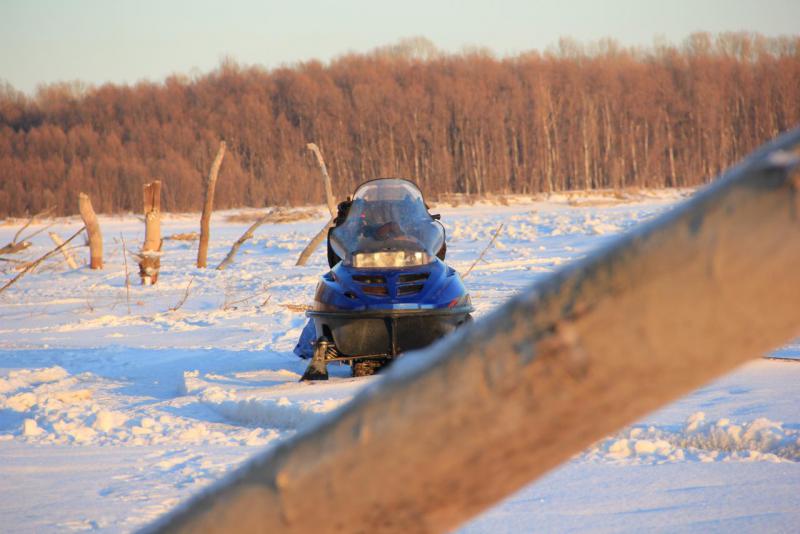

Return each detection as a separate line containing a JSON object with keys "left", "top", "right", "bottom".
{"left": 352, "top": 251, "right": 430, "bottom": 269}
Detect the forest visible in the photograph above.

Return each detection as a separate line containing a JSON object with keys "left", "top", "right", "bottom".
{"left": 1, "top": 32, "right": 798, "bottom": 217}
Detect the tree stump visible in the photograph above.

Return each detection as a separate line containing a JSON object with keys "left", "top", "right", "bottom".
{"left": 139, "top": 181, "right": 162, "bottom": 285}
{"left": 78, "top": 193, "right": 102, "bottom": 269}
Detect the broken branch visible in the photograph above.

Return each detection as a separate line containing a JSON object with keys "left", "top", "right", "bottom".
{"left": 49, "top": 232, "right": 78, "bottom": 269}
{"left": 295, "top": 219, "right": 334, "bottom": 266}
{"left": 307, "top": 143, "right": 337, "bottom": 218}
{"left": 0, "top": 241, "right": 32, "bottom": 255}
{"left": 217, "top": 211, "right": 271, "bottom": 270}
{"left": 0, "top": 226, "right": 86, "bottom": 294}
{"left": 295, "top": 143, "right": 338, "bottom": 266}
{"left": 11, "top": 206, "right": 55, "bottom": 245}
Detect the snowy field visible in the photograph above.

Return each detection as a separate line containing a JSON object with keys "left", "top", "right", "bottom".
{"left": 1, "top": 191, "right": 799, "bottom": 533}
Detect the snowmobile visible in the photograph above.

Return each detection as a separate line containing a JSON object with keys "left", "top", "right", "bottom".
{"left": 295, "top": 178, "right": 473, "bottom": 380}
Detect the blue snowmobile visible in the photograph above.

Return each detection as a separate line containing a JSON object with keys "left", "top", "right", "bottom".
{"left": 295, "top": 178, "right": 473, "bottom": 380}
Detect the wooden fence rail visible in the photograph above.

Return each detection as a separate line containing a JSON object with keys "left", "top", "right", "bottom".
{"left": 146, "top": 127, "right": 800, "bottom": 534}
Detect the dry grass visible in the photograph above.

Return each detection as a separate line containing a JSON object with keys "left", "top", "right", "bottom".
{"left": 165, "top": 232, "right": 199, "bottom": 241}
{"left": 433, "top": 193, "right": 513, "bottom": 208}
{"left": 280, "top": 303, "right": 311, "bottom": 313}
{"left": 225, "top": 207, "right": 322, "bottom": 224}
{"left": 565, "top": 187, "right": 672, "bottom": 207}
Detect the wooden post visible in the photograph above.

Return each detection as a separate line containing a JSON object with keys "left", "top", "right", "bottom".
{"left": 78, "top": 193, "right": 102, "bottom": 269}
{"left": 296, "top": 143, "right": 337, "bottom": 266}
{"left": 197, "top": 141, "right": 227, "bottom": 268}
{"left": 48, "top": 232, "right": 78, "bottom": 269}
{"left": 147, "top": 129, "right": 800, "bottom": 534}
{"left": 139, "top": 180, "right": 162, "bottom": 285}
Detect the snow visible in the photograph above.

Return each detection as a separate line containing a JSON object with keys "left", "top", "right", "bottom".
{"left": 1, "top": 190, "right": 798, "bottom": 532}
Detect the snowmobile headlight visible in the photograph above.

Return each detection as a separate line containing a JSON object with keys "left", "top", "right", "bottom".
{"left": 351, "top": 251, "right": 430, "bottom": 269}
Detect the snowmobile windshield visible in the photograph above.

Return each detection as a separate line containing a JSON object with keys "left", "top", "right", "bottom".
{"left": 330, "top": 179, "right": 444, "bottom": 269}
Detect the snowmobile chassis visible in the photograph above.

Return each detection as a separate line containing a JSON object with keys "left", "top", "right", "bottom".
{"left": 301, "top": 307, "right": 473, "bottom": 380}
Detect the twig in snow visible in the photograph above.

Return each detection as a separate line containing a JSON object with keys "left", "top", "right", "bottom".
{"left": 170, "top": 276, "right": 195, "bottom": 312}
{"left": 280, "top": 303, "right": 311, "bottom": 313}
{"left": 222, "top": 282, "right": 273, "bottom": 310}
{"left": 121, "top": 234, "right": 132, "bottom": 314}
{"left": 463, "top": 223, "right": 504, "bottom": 279}
{"left": 166, "top": 232, "right": 199, "bottom": 241}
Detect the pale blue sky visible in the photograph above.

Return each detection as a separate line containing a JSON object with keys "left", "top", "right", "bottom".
{"left": 1, "top": 0, "right": 798, "bottom": 94}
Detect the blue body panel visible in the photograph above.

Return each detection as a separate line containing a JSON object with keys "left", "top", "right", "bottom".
{"left": 313, "top": 258, "right": 470, "bottom": 313}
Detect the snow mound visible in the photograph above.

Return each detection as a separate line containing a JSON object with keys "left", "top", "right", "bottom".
{"left": 201, "top": 390, "right": 348, "bottom": 429}
{"left": 588, "top": 412, "right": 800, "bottom": 463}
{"left": 0, "top": 365, "right": 284, "bottom": 447}
{"left": 182, "top": 370, "right": 350, "bottom": 430}
{"left": 0, "top": 366, "right": 69, "bottom": 394}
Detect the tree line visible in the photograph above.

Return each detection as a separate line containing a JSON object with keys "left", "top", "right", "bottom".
{"left": 1, "top": 32, "right": 798, "bottom": 217}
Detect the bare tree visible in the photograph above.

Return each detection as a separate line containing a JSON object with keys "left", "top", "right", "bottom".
{"left": 2, "top": 34, "right": 799, "bottom": 216}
